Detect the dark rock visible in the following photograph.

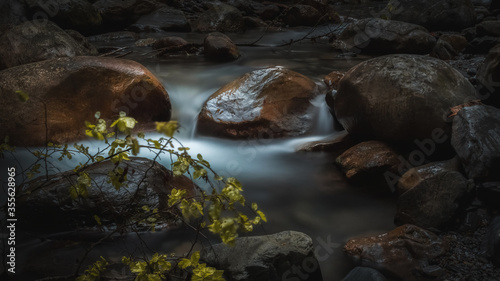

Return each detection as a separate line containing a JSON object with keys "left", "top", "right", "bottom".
{"left": 381, "top": 0, "right": 476, "bottom": 31}
{"left": 477, "top": 182, "right": 500, "bottom": 205}
{"left": 472, "top": 0, "right": 493, "bottom": 7}
{"left": 283, "top": 5, "right": 322, "bottom": 27}
{"left": 135, "top": 37, "right": 156, "bottom": 47}
{"left": 64, "top": 29, "right": 98, "bottom": 54}
{"left": 476, "top": 20, "right": 500, "bottom": 37}
{"left": 0, "top": 56, "right": 171, "bottom": 146}
{"left": 26, "top": 0, "right": 102, "bottom": 34}
{"left": 396, "top": 158, "right": 463, "bottom": 195}
{"left": 296, "top": 131, "right": 353, "bottom": 153}
{"left": 451, "top": 105, "right": 500, "bottom": 180}
{"left": 203, "top": 32, "right": 240, "bottom": 61}
{"left": 477, "top": 44, "right": 500, "bottom": 106}
{"left": 0, "top": 20, "right": 97, "bottom": 69}
{"left": 481, "top": 216, "right": 500, "bottom": 265}
{"left": 334, "top": 54, "right": 476, "bottom": 142}
{"left": 87, "top": 31, "right": 139, "bottom": 42}
{"left": 344, "top": 224, "right": 448, "bottom": 281}
{"left": 341, "top": 267, "right": 387, "bottom": 281}
{"left": 197, "top": 67, "right": 322, "bottom": 139}
{"left": 332, "top": 18, "right": 436, "bottom": 55}
{"left": 194, "top": 2, "right": 245, "bottom": 33}
{"left": 323, "top": 71, "right": 344, "bottom": 91}
{"left": 431, "top": 38, "right": 459, "bottom": 60}
{"left": 92, "top": 0, "right": 159, "bottom": 28}
{"left": 130, "top": 6, "right": 191, "bottom": 32}
{"left": 336, "top": 140, "right": 401, "bottom": 184}
{"left": 395, "top": 159, "right": 471, "bottom": 229}
{"left": 201, "top": 231, "right": 323, "bottom": 281}
{"left": 465, "top": 36, "right": 500, "bottom": 54}
{"left": 152, "top": 36, "right": 189, "bottom": 50}
{"left": 255, "top": 4, "right": 281, "bottom": 21}
{"left": 18, "top": 157, "right": 196, "bottom": 230}
{"left": 0, "top": 0, "right": 27, "bottom": 25}
{"left": 243, "top": 16, "right": 267, "bottom": 28}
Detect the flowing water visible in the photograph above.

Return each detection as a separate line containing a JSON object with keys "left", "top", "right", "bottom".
{"left": 3, "top": 26, "right": 397, "bottom": 280}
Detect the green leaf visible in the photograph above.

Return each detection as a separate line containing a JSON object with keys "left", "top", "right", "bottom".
{"left": 156, "top": 121, "right": 178, "bottom": 137}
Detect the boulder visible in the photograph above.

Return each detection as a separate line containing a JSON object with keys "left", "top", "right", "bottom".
{"left": 26, "top": 0, "right": 102, "bottom": 34}
{"left": 477, "top": 182, "right": 500, "bottom": 205}
{"left": 344, "top": 224, "right": 448, "bottom": 281}
{"left": 283, "top": 5, "right": 322, "bottom": 27}
{"left": 130, "top": 6, "right": 191, "bottom": 32}
{"left": 0, "top": 56, "right": 171, "bottom": 146}
{"left": 341, "top": 267, "right": 387, "bottom": 281}
{"left": 335, "top": 141, "right": 401, "bottom": 184}
{"left": 201, "top": 231, "right": 323, "bottom": 281}
{"left": 332, "top": 18, "right": 436, "bottom": 55}
{"left": 476, "top": 44, "right": 500, "bottom": 106}
{"left": 194, "top": 2, "right": 245, "bottom": 33}
{"left": 333, "top": 54, "right": 477, "bottom": 141}
{"left": 395, "top": 159, "right": 470, "bottom": 229}
{"left": 64, "top": 29, "right": 98, "bottom": 54}
{"left": 0, "top": 20, "right": 97, "bottom": 69}
{"left": 152, "top": 36, "right": 189, "bottom": 50}
{"left": 17, "top": 157, "right": 196, "bottom": 230}
{"left": 476, "top": 20, "right": 500, "bottom": 37}
{"left": 323, "top": 71, "right": 344, "bottom": 91}
{"left": 481, "top": 216, "right": 500, "bottom": 266}
{"left": 381, "top": 0, "right": 476, "bottom": 31}
{"left": 204, "top": 32, "right": 240, "bottom": 61}
{"left": 451, "top": 105, "right": 500, "bottom": 180}
{"left": 197, "top": 67, "right": 322, "bottom": 139}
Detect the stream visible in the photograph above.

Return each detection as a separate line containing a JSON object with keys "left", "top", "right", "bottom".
{"left": 4, "top": 26, "right": 397, "bottom": 281}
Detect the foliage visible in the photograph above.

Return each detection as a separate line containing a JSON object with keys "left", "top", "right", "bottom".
{"left": 6, "top": 110, "right": 267, "bottom": 281}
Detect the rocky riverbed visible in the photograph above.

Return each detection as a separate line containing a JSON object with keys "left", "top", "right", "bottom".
{"left": 1, "top": 0, "right": 500, "bottom": 281}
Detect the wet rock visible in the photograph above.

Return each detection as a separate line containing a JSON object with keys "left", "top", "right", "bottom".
{"left": 332, "top": 18, "right": 436, "bottom": 55}
{"left": 93, "top": 0, "right": 159, "bottom": 28}
{"left": 0, "top": 0, "right": 27, "bottom": 25}
{"left": 344, "top": 224, "right": 448, "bottom": 281}
{"left": 204, "top": 32, "right": 240, "bottom": 61}
{"left": 26, "top": 0, "right": 102, "bottom": 34}
{"left": 323, "top": 71, "right": 344, "bottom": 91}
{"left": 477, "top": 44, "right": 500, "bottom": 106}
{"left": 194, "top": 2, "right": 245, "bottom": 33}
{"left": 336, "top": 141, "right": 401, "bottom": 184}
{"left": 243, "top": 16, "right": 267, "bottom": 28}
{"left": 201, "top": 231, "right": 323, "bottom": 281}
{"left": 395, "top": 159, "right": 470, "bottom": 229}
{"left": 431, "top": 38, "right": 459, "bottom": 60}
{"left": 381, "top": 0, "right": 476, "bottom": 31}
{"left": 18, "top": 157, "right": 195, "bottom": 230}
{"left": 129, "top": 6, "right": 191, "bottom": 32}
{"left": 396, "top": 158, "right": 463, "bottom": 195}
{"left": 135, "top": 37, "right": 157, "bottom": 47}
{"left": 255, "top": 4, "right": 281, "bottom": 20}
{"left": 283, "top": 5, "right": 322, "bottom": 27}
{"left": 476, "top": 20, "right": 500, "bottom": 37}
{"left": 477, "top": 182, "right": 500, "bottom": 205}
{"left": 0, "top": 20, "right": 97, "bottom": 69}
{"left": 481, "top": 216, "right": 500, "bottom": 265}
{"left": 0, "top": 56, "right": 171, "bottom": 146}
{"left": 197, "top": 67, "right": 322, "bottom": 139}
{"left": 87, "top": 31, "right": 139, "bottom": 42}
{"left": 451, "top": 105, "right": 500, "bottom": 180}
{"left": 341, "top": 267, "right": 387, "bottom": 281}
{"left": 334, "top": 54, "right": 477, "bottom": 141}
{"left": 296, "top": 131, "right": 353, "bottom": 153}
{"left": 152, "top": 36, "right": 189, "bottom": 50}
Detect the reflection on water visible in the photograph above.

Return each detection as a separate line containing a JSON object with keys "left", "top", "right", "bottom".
{"left": 3, "top": 26, "right": 396, "bottom": 280}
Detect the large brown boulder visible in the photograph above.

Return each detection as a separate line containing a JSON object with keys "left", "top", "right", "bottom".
{"left": 0, "top": 56, "right": 171, "bottom": 146}
{"left": 18, "top": 157, "right": 196, "bottom": 230}
{"left": 344, "top": 224, "right": 448, "bottom": 281}
{"left": 381, "top": 0, "right": 476, "bottom": 31}
{"left": 197, "top": 67, "right": 322, "bottom": 139}
{"left": 333, "top": 54, "right": 477, "bottom": 141}
{"left": 332, "top": 18, "right": 436, "bottom": 55}
{"left": 0, "top": 20, "right": 97, "bottom": 69}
